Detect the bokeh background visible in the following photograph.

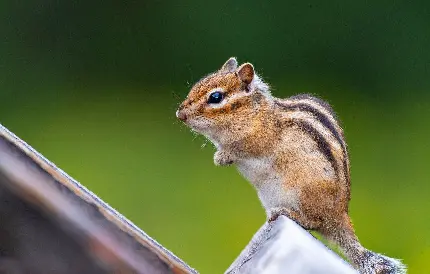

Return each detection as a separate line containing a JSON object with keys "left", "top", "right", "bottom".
{"left": 1, "top": 1, "right": 429, "bottom": 273}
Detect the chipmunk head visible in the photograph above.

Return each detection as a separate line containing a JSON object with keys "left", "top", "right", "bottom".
{"left": 176, "top": 57, "right": 271, "bottom": 146}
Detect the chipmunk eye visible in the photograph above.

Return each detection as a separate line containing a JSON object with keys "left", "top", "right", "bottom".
{"left": 208, "top": 91, "right": 224, "bottom": 104}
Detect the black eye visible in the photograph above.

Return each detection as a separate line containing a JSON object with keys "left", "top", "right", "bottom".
{"left": 208, "top": 91, "right": 224, "bottom": 104}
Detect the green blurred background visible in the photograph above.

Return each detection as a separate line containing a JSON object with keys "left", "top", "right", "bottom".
{"left": 1, "top": 1, "right": 429, "bottom": 273}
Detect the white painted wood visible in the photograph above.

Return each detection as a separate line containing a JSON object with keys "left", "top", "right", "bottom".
{"left": 226, "top": 216, "right": 358, "bottom": 274}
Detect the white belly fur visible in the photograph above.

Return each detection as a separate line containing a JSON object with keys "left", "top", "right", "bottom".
{"left": 236, "top": 157, "right": 300, "bottom": 215}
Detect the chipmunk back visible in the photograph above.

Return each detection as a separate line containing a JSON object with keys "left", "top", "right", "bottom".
{"left": 176, "top": 57, "right": 406, "bottom": 274}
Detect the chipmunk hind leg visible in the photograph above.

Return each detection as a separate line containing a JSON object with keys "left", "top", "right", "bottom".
{"left": 271, "top": 178, "right": 343, "bottom": 229}
{"left": 267, "top": 179, "right": 344, "bottom": 230}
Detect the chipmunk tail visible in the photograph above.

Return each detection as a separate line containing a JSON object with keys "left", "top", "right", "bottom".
{"left": 323, "top": 214, "right": 407, "bottom": 274}
{"left": 356, "top": 250, "right": 407, "bottom": 274}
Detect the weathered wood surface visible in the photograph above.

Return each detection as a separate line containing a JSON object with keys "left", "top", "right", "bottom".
{"left": 226, "top": 216, "right": 358, "bottom": 274}
{"left": 0, "top": 124, "right": 197, "bottom": 274}
{"left": 0, "top": 123, "right": 360, "bottom": 274}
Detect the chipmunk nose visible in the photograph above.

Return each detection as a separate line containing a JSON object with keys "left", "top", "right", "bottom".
{"left": 176, "top": 109, "right": 187, "bottom": 122}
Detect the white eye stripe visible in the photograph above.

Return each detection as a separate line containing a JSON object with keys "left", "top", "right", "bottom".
{"left": 207, "top": 92, "right": 248, "bottom": 109}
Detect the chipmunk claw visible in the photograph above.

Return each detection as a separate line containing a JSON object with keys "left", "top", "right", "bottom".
{"left": 268, "top": 207, "right": 290, "bottom": 223}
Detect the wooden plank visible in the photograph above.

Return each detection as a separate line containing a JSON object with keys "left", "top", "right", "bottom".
{"left": 0, "top": 124, "right": 197, "bottom": 274}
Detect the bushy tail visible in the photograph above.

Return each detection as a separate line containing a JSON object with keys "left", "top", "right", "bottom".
{"left": 356, "top": 250, "right": 407, "bottom": 274}
{"left": 323, "top": 214, "right": 407, "bottom": 274}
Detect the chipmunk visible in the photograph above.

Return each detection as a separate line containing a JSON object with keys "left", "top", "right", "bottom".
{"left": 176, "top": 57, "right": 406, "bottom": 274}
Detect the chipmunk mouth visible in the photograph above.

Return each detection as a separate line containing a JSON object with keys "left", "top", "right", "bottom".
{"left": 183, "top": 116, "right": 213, "bottom": 134}
{"left": 176, "top": 112, "right": 224, "bottom": 145}
{"left": 185, "top": 119, "right": 207, "bottom": 131}
{"left": 176, "top": 108, "right": 217, "bottom": 137}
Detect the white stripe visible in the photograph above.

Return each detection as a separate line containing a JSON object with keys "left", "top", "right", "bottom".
{"left": 282, "top": 111, "right": 342, "bottom": 152}
{"left": 283, "top": 98, "right": 341, "bottom": 133}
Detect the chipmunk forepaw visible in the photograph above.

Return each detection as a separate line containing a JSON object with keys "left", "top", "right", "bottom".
{"left": 214, "top": 150, "right": 234, "bottom": 166}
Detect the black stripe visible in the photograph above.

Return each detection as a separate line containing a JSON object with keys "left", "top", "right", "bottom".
{"left": 275, "top": 101, "right": 345, "bottom": 153}
{"left": 288, "top": 120, "right": 339, "bottom": 177}
{"left": 288, "top": 94, "right": 338, "bottom": 120}
{"left": 276, "top": 100, "right": 348, "bottom": 155}
{"left": 278, "top": 102, "right": 350, "bottom": 179}
{"left": 277, "top": 100, "right": 351, "bottom": 197}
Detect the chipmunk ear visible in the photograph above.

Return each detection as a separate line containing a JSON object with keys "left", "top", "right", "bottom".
{"left": 237, "top": 63, "right": 254, "bottom": 86}
{"left": 220, "top": 57, "right": 238, "bottom": 72}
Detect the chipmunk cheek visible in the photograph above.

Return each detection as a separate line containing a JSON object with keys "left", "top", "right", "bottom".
{"left": 205, "top": 105, "right": 231, "bottom": 117}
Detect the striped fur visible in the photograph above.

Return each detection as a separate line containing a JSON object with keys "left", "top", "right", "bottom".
{"left": 275, "top": 96, "right": 351, "bottom": 205}
{"left": 286, "top": 118, "right": 340, "bottom": 178}
{"left": 177, "top": 58, "right": 406, "bottom": 274}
